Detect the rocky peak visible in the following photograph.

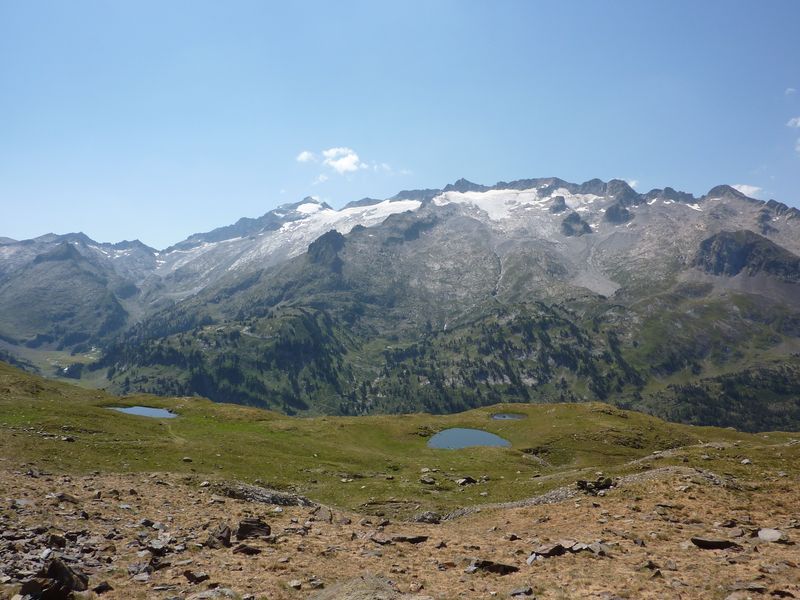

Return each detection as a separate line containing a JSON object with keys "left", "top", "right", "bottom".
{"left": 704, "top": 185, "right": 750, "bottom": 202}
{"left": 442, "top": 178, "right": 490, "bottom": 194}
{"left": 693, "top": 230, "right": 800, "bottom": 282}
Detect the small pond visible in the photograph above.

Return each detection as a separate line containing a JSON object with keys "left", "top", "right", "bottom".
{"left": 427, "top": 428, "right": 511, "bottom": 449}
{"left": 108, "top": 406, "right": 177, "bottom": 419}
{"left": 490, "top": 413, "right": 526, "bottom": 420}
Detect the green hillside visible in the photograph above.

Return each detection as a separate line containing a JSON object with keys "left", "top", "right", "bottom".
{"left": 2, "top": 360, "right": 797, "bottom": 516}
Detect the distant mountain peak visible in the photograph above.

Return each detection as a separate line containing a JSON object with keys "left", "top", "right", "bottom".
{"left": 442, "top": 178, "right": 490, "bottom": 194}
{"left": 705, "top": 184, "right": 749, "bottom": 201}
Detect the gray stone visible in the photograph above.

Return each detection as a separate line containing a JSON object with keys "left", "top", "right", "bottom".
{"left": 757, "top": 528, "right": 787, "bottom": 543}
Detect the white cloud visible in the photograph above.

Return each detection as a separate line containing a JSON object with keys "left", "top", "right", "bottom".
{"left": 321, "top": 147, "right": 367, "bottom": 174}
{"left": 296, "top": 150, "right": 316, "bottom": 163}
{"left": 787, "top": 116, "right": 800, "bottom": 128}
{"left": 732, "top": 184, "right": 762, "bottom": 198}
{"left": 626, "top": 179, "right": 639, "bottom": 189}
{"left": 297, "top": 146, "right": 408, "bottom": 177}
{"left": 796, "top": 137, "right": 800, "bottom": 155}
{"left": 786, "top": 87, "right": 797, "bottom": 96}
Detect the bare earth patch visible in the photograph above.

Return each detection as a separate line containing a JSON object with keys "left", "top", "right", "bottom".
{"left": 1, "top": 463, "right": 798, "bottom": 599}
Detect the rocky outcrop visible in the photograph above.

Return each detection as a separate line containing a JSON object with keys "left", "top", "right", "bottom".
{"left": 692, "top": 230, "right": 800, "bottom": 282}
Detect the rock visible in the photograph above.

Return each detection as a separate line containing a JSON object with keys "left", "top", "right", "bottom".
{"left": 127, "top": 562, "right": 151, "bottom": 576}
{"left": 55, "top": 492, "right": 80, "bottom": 504}
{"left": 236, "top": 517, "right": 271, "bottom": 539}
{"left": 642, "top": 560, "right": 660, "bottom": 571}
{"left": 187, "top": 589, "right": 238, "bottom": 600}
{"left": 587, "top": 542, "right": 613, "bottom": 556}
{"left": 12, "top": 498, "right": 34, "bottom": 509}
{"left": 39, "top": 557, "right": 89, "bottom": 596}
{"left": 183, "top": 570, "right": 210, "bottom": 584}
{"left": 456, "top": 476, "right": 477, "bottom": 486}
{"left": 205, "top": 523, "right": 232, "bottom": 548}
{"left": 18, "top": 580, "right": 46, "bottom": 598}
{"left": 232, "top": 543, "right": 261, "bottom": 555}
{"left": 740, "top": 458, "right": 751, "bottom": 465}
{"left": 531, "top": 542, "right": 565, "bottom": 557}
{"left": 311, "top": 506, "right": 333, "bottom": 523}
{"left": 465, "top": 559, "right": 520, "bottom": 575}
{"left": 413, "top": 511, "right": 441, "bottom": 524}
{"left": 730, "top": 581, "right": 768, "bottom": 593}
{"left": 146, "top": 539, "right": 168, "bottom": 555}
{"left": 391, "top": 535, "right": 429, "bottom": 544}
{"left": 47, "top": 533, "right": 66, "bottom": 548}
{"left": 576, "top": 477, "right": 613, "bottom": 495}
{"left": 370, "top": 535, "right": 392, "bottom": 545}
{"left": 93, "top": 581, "right": 113, "bottom": 594}
{"left": 308, "top": 578, "right": 325, "bottom": 590}
{"left": 182, "top": 456, "right": 193, "bottom": 462}
{"left": 757, "top": 528, "right": 788, "bottom": 543}
{"left": 510, "top": 586, "right": 534, "bottom": 596}
{"left": 419, "top": 476, "right": 436, "bottom": 485}
{"left": 728, "top": 527, "right": 746, "bottom": 538}
{"left": 690, "top": 537, "right": 743, "bottom": 550}
{"left": 287, "top": 579, "right": 303, "bottom": 590}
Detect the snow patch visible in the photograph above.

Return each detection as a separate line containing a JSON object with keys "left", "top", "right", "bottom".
{"left": 228, "top": 199, "right": 422, "bottom": 271}
{"left": 296, "top": 203, "right": 323, "bottom": 215}
{"left": 432, "top": 188, "right": 545, "bottom": 220}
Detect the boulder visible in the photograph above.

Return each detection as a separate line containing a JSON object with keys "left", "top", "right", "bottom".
{"left": 757, "top": 528, "right": 788, "bottom": 543}
{"left": 236, "top": 517, "right": 271, "bottom": 540}
{"left": 205, "top": 523, "right": 232, "bottom": 548}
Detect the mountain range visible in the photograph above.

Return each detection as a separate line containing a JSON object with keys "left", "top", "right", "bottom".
{"left": 2, "top": 176, "right": 799, "bottom": 430}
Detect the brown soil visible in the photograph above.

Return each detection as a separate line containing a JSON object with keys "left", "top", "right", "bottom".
{"left": 1, "top": 465, "right": 798, "bottom": 599}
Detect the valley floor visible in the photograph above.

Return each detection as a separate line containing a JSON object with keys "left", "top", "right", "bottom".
{"left": 2, "top": 460, "right": 799, "bottom": 600}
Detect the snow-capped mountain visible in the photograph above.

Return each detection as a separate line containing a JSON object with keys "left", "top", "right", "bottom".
{"left": 2, "top": 176, "right": 799, "bottom": 355}
{"left": 3, "top": 175, "right": 800, "bottom": 428}
{"left": 150, "top": 197, "right": 422, "bottom": 298}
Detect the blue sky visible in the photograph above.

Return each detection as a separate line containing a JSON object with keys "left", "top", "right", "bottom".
{"left": 2, "top": 1, "right": 799, "bottom": 249}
